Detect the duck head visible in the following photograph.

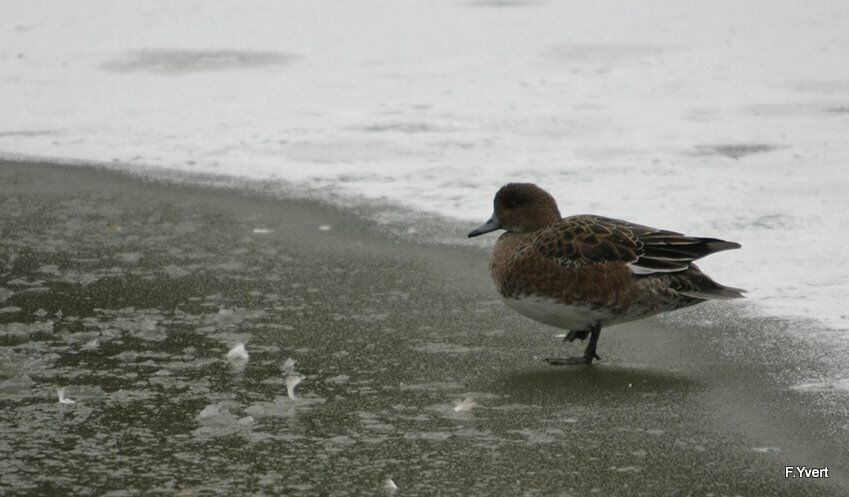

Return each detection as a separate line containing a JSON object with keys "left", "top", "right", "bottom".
{"left": 468, "top": 183, "right": 562, "bottom": 237}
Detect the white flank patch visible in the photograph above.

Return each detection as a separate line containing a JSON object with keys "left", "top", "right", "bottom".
{"left": 504, "top": 297, "right": 610, "bottom": 330}
{"left": 226, "top": 343, "right": 249, "bottom": 361}
{"left": 627, "top": 263, "right": 682, "bottom": 275}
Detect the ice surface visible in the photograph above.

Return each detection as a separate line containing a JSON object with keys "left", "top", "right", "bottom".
{"left": 1, "top": 1, "right": 848, "bottom": 330}
{"left": 791, "top": 378, "right": 849, "bottom": 392}
{"left": 244, "top": 394, "right": 324, "bottom": 417}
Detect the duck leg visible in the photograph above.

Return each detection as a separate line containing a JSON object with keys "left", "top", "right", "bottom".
{"left": 563, "top": 329, "right": 589, "bottom": 342}
{"left": 584, "top": 324, "right": 602, "bottom": 362}
{"left": 545, "top": 324, "right": 602, "bottom": 365}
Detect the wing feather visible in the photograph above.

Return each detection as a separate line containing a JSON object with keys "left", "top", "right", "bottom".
{"left": 534, "top": 215, "right": 741, "bottom": 275}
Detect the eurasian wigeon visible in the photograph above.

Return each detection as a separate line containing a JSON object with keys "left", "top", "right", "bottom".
{"left": 469, "top": 183, "right": 744, "bottom": 365}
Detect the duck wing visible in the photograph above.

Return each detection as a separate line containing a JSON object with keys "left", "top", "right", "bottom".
{"left": 533, "top": 215, "right": 741, "bottom": 275}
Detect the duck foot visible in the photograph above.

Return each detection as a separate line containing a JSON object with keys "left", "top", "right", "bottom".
{"left": 547, "top": 323, "right": 602, "bottom": 366}
{"left": 544, "top": 353, "right": 601, "bottom": 366}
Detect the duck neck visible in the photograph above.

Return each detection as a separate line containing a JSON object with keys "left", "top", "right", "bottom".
{"left": 512, "top": 206, "right": 561, "bottom": 233}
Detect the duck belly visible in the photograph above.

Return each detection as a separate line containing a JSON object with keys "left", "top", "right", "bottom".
{"left": 503, "top": 296, "right": 613, "bottom": 330}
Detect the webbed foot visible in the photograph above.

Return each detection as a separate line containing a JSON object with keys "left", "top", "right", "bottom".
{"left": 548, "top": 324, "right": 603, "bottom": 366}
{"left": 544, "top": 352, "right": 601, "bottom": 366}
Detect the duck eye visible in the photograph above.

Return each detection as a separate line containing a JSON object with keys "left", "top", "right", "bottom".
{"left": 506, "top": 196, "right": 525, "bottom": 208}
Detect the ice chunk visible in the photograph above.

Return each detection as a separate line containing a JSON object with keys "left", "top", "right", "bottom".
{"left": 384, "top": 478, "right": 398, "bottom": 493}
{"left": 453, "top": 396, "right": 477, "bottom": 412}
{"left": 245, "top": 397, "right": 298, "bottom": 417}
{"left": 196, "top": 402, "right": 240, "bottom": 426}
{"left": 752, "top": 447, "right": 782, "bottom": 453}
{"left": 227, "top": 343, "right": 249, "bottom": 361}
{"left": 326, "top": 374, "right": 350, "bottom": 384}
{"left": 286, "top": 375, "right": 302, "bottom": 400}
{"left": 57, "top": 387, "right": 76, "bottom": 405}
{"left": 198, "top": 403, "right": 224, "bottom": 419}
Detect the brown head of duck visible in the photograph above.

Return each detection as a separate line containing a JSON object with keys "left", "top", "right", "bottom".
{"left": 468, "top": 183, "right": 562, "bottom": 237}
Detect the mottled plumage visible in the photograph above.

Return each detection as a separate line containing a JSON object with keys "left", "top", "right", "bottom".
{"left": 469, "top": 183, "right": 744, "bottom": 365}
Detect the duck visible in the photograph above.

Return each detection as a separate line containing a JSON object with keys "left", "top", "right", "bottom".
{"left": 468, "top": 183, "right": 744, "bottom": 365}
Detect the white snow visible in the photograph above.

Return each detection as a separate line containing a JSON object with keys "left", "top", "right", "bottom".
{"left": 1, "top": 1, "right": 848, "bottom": 330}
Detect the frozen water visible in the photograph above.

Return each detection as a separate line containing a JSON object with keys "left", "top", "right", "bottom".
{"left": 791, "top": 378, "right": 849, "bottom": 392}
{"left": 0, "top": 165, "right": 844, "bottom": 497}
{"left": 244, "top": 395, "right": 324, "bottom": 418}
{"left": 413, "top": 342, "right": 483, "bottom": 354}
{"left": 101, "top": 49, "right": 293, "bottom": 75}
{"left": 1, "top": 2, "right": 848, "bottom": 335}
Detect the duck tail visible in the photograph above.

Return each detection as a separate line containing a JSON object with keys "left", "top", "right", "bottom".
{"left": 678, "top": 285, "right": 747, "bottom": 300}
{"left": 674, "top": 265, "right": 747, "bottom": 300}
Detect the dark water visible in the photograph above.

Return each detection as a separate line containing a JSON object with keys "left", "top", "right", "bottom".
{"left": 1, "top": 163, "right": 845, "bottom": 496}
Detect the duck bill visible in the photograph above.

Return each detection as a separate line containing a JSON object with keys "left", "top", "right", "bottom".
{"left": 467, "top": 216, "right": 502, "bottom": 238}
